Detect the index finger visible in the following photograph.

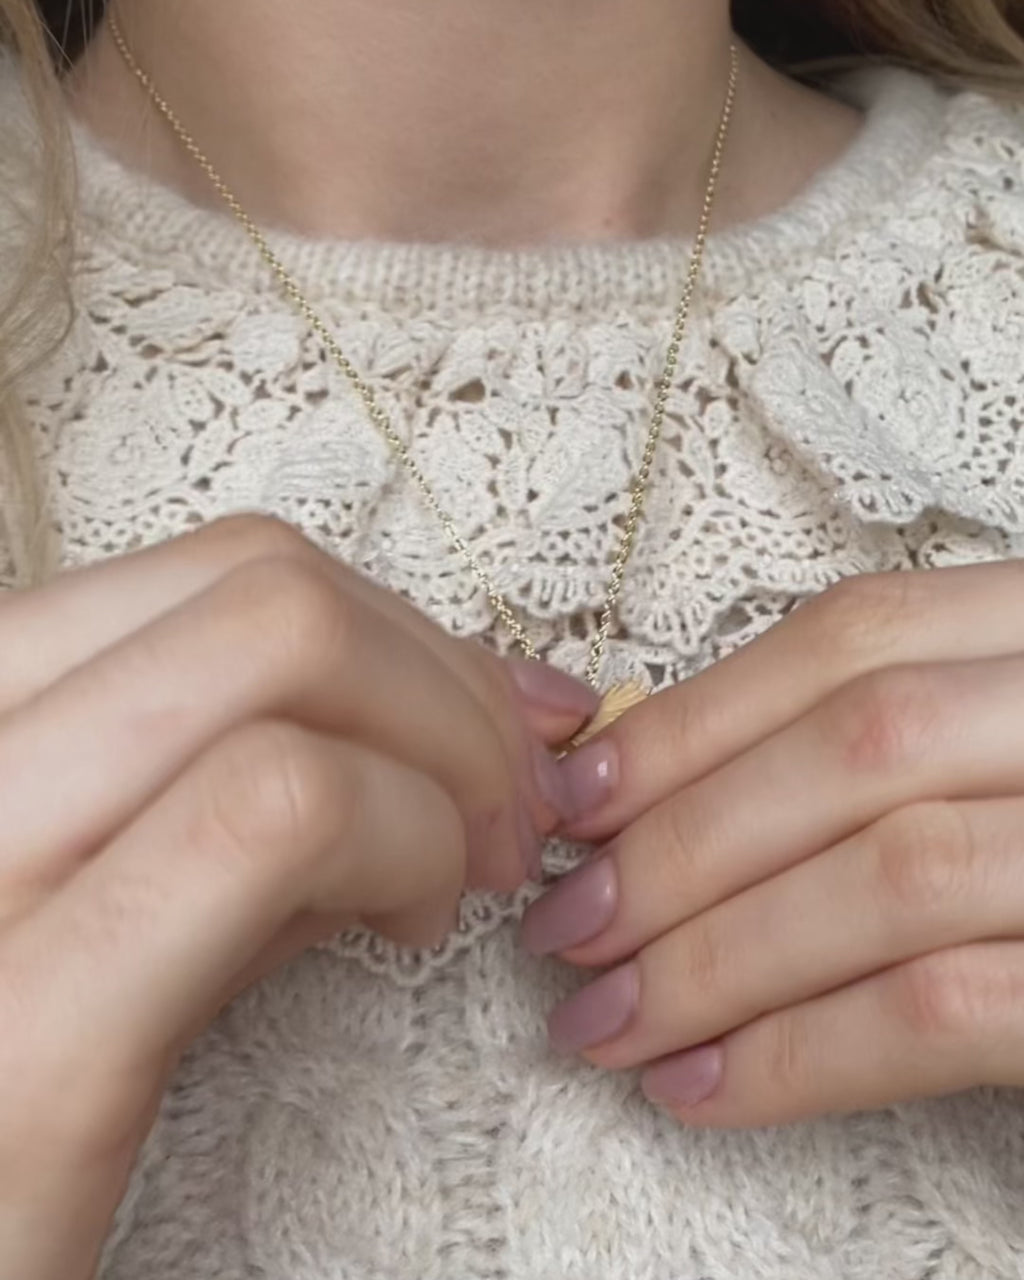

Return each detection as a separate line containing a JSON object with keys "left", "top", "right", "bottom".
{"left": 559, "top": 560, "right": 1024, "bottom": 840}
{"left": 0, "top": 513, "right": 591, "bottom": 840}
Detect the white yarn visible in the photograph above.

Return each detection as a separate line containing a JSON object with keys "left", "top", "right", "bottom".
{"left": 3, "top": 60, "right": 1024, "bottom": 1279}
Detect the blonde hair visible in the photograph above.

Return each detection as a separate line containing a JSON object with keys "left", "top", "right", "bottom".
{"left": 0, "top": 0, "right": 73, "bottom": 582}
{"left": 1, "top": 0, "right": 1024, "bottom": 583}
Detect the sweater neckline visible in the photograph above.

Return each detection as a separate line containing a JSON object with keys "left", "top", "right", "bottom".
{"left": 69, "top": 66, "right": 946, "bottom": 313}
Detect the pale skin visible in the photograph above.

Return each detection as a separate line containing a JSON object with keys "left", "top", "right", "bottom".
{"left": 525, "top": 562, "right": 1024, "bottom": 1124}
{"left": 0, "top": 514, "right": 593, "bottom": 1279}
{"left": 67, "top": 0, "right": 861, "bottom": 243}
{"left": 4, "top": 0, "right": 1016, "bottom": 1275}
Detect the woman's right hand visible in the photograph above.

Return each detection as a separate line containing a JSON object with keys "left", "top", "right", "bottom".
{"left": 0, "top": 514, "right": 593, "bottom": 1280}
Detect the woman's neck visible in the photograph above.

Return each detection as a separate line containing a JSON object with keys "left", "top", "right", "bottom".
{"left": 67, "top": 1, "right": 861, "bottom": 246}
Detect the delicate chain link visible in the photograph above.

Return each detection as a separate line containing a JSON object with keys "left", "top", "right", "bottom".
{"left": 107, "top": 11, "right": 737, "bottom": 689}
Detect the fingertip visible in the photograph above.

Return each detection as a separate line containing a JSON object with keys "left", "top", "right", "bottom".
{"left": 550, "top": 736, "right": 621, "bottom": 836}
{"left": 641, "top": 1044, "right": 725, "bottom": 1118}
{"left": 464, "top": 804, "right": 536, "bottom": 894}
{"left": 507, "top": 657, "right": 600, "bottom": 743}
{"left": 367, "top": 891, "right": 463, "bottom": 950}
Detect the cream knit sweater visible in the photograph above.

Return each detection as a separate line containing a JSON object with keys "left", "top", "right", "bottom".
{"left": 4, "top": 60, "right": 1024, "bottom": 1280}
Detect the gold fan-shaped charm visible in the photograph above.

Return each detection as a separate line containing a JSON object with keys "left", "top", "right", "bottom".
{"left": 569, "top": 678, "right": 649, "bottom": 749}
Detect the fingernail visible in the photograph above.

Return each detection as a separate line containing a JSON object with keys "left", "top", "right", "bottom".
{"left": 508, "top": 658, "right": 600, "bottom": 719}
{"left": 642, "top": 1044, "right": 724, "bottom": 1110}
{"left": 547, "top": 962, "right": 638, "bottom": 1054}
{"left": 520, "top": 856, "right": 618, "bottom": 955}
{"left": 556, "top": 738, "right": 619, "bottom": 823}
{"left": 517, "top": 801, "right": 544, "bottom": 880}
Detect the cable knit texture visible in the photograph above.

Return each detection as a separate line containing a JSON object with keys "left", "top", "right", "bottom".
{"left": 4, "top": 60, "right": 1024, "bottom": 1279}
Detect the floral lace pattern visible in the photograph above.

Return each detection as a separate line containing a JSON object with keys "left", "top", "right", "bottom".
{"left": 4, "top": 60, "right": 1024, "bottom": 1279}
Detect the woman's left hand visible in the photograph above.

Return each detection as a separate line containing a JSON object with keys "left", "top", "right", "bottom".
{"left": 522, "top": 559, "right": 1024, "bottom": 1128}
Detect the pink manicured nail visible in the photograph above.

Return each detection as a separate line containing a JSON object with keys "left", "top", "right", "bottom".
{"left": 642, "top": 1044, "right": 724, "bottom": 1110}
{"left": 520, "top": 856, "right": 618, "bottom": 955}
{"left": 556, "top": 738, "right": 619, "bottom": 822}
{"left": 509, "top": 658, "right": 600, "bottom": 718}
{"left": 547, "top": 963, "right": 638, "bottom": 1054}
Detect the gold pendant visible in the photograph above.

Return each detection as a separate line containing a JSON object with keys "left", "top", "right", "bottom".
{"left": 569, "top": 678, "right": 649, "bottom": 749}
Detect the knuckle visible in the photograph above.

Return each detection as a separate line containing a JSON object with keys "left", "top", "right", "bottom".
{"left": 892, "top": 950, "right": 1005, "bottom": 1044}
{"left": 195, "top": 512, "right": 313, "bottom": 569}
{"left": 198, "top": 720, "right": 346, "bottom": 878}
{"left": 762, "top": 1008, "right": 815, "bottom": 1101}
{"left": 227, "top": 556, "right": 352, "bottom": 677}
{"left": 643, "top": 681, "right": 717, "bottom": 777}
{"left": 649, "top": 797, "right": 705, "bottom": 903}
{"left": 826, "top": 666, "right": 945, "bottom": 775}
{"left": 682, "top": 919, "right": 727, "bottom": 1000}
{"left": 808, "top": 571, "right": 919, "bottom": 670}
{"left": 872, "top": 802, "right": 977, "bottom": 918}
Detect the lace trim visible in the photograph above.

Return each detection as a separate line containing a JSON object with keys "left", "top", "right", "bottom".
{"left": 5, "top": 65, "right": 1024, "bottom": 986}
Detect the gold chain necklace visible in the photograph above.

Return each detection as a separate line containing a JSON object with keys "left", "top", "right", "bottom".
{"left": 107, "top": 13, "right": 738, "bottom": 742}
